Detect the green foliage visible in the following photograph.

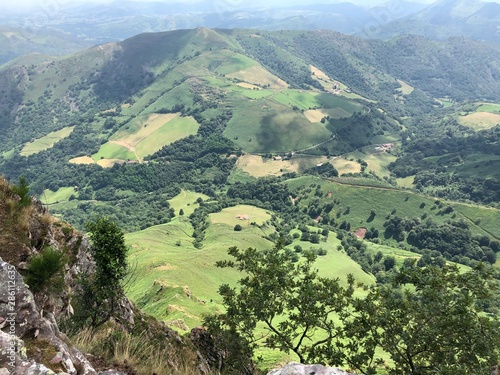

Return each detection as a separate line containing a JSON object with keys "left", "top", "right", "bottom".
{"left": 73, "top": 217, "right": 128, "bottom": 328}
{"left": 233, "top": 224, "right": 243, "bottom": 231}
{"left": 12, "top": 176, "right": 31, "bottom": 207}
{"left": 25, "top": 247, "right": 66, "bottom": 294}
{"left": 347, "top": 264, "right": 500, "bottom": 375}
{"left": 212, "top": 240, "right": 355, "bottom": 365}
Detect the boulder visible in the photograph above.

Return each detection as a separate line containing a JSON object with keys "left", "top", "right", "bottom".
{"left": 267, "top": 362, "right": 356, "bottom": 375}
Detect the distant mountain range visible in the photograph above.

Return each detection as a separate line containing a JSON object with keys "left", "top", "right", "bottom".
{"left": 368, "top": 0, "right": 500, "bottom": 42}
{"left": 0, "top": 0, "right": 498, "bottom": 66}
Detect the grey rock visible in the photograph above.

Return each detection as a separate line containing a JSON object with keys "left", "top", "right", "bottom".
{"left": 267, "top": 362, "right": 356, "bottom": 375}
{"left": 0, "top": 259, "right": 97, "bottom": 375}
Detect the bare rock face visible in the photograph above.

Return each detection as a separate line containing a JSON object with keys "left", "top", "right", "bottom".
{"left": 267, "top": 362, "right": 356, "bottom": 375}
{"left": 0, "top": 257, "right": 97, "bottom": 375}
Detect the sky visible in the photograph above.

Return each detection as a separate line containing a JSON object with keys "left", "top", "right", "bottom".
{"left": 2, "top": 0, "right": 500, "bottom": 13}
{"left": 1, "top": 0, "right": 438, "bottom": 11}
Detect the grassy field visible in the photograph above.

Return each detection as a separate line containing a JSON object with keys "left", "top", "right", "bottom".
{"left": 449, "top": 154, "right": 500, "bottom": 180}
{"left": 125, "top": 203, "right": 276, "bottom": 331}
{"left": 236, "top": 154, "right": 328, "bottom": 177}
{"left": 168, "top": 190, "right": 209, "bottom": 217}
{"left": 476, "top": 102, "right": 500, "bottom": 113}
{"left": 40, "top": 186, "right": 77, "bottom": 205}
{"left": 224, "top": 101, "right": 332, "bottom": 153}
{"left": 92, "top": 113, "right": 199, "bottom": 163}
{"left": 396, "top": 175, "right": 415, "bottom": 188}
{"left": 342, "top": 146, "right": 398, "bottom": 178}
{"left": 20, "top": 126, "right": 75, "bottom": 156}
{"left": 396, "top": 79, "right": 414, "bottom": 95}
{"left": 458, "top": 112, "right": 500, "bottom": 130}
{"left": 272, "top": 90, "right": 320, "bottom": 110}
{"left": 330, "top": 157, "right": 362, "bottom": 175}
{"left": 286, "top": 176, "right": 500, "bottom": 240}
{"left": 226, "top": 65, "right": 288, "bottom": 90}
{"left": 209, "top": 204, "right": 272, "bottom": 226}
{"left": 68, "top": 156, "right": 95, "bottom": 165}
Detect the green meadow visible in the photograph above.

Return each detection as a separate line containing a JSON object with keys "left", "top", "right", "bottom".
{"left": 93, "top": 113, "right": 199, "bottom": 163}
{"left": 40, "top": 186, "right": 77, "bottom": 205}
{"left": 286, "top": 176, "right": 500, "bottom": 240}
{"left": 224, "top": 101, "right": 332, "bottom": 153}
{"left": 20, "top": 126, "right": 75, "bottom": 156}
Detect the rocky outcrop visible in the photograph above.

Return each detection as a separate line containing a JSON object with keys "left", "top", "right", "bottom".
{"left": 267, "top": 362, "right": 356, "bottom": 375}
{"left": 0, "top": 257, "right": 98, "bottom": 375}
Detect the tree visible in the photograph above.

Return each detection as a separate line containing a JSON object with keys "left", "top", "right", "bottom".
{"left": 210, "top": 240, "right": 355, "bottom": 365}
{"left": 74, "top": 217, "right": 128, "bottom": 328}
{"left": 346, "top": 264, "right": 500, "bottom": 375}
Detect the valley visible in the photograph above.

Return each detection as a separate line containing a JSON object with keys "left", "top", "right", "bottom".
{"left": 0, "top": 17, "right": 499, "bottom": 375}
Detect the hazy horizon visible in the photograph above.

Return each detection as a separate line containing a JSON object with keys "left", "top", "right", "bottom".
{"left": 0, "top": 0, "right": 451, "bottom": 13}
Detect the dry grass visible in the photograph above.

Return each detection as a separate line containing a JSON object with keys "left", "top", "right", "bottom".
{"left": 227, "top": 65, "right": 288, "bottom": 90}
{"left": 71, "top": 325, "right": 202, "bottom": 375}
{"left": 459, "top": 112, "right": 500, "bottom": 130}
{"left": 330, "top": 158, "right": 362, "bottom": 175}
{"left": 68, "top": 156, "right": 95, "bottom": 165}
{"left": 236, "top": 154, "right": 327, "bottom": 177}
{"left": 303, "top": 109, "right": 328, "bottom": 123}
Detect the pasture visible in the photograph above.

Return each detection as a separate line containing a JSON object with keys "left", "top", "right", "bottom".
{"left": 286, "top": 176, "right": 500, "bottom": 239}
{"left": 209, "top": 204, "right": 272, "bottom": 226}
{"left": 224, "top": 101, "right": 332, "bottom": 153}
{"left": 449, "top": 154, "right": 500, "bottom": 180}
{"left": 458, "top": 112, "right": 500, "bottom": 130}
{"left": 168, "top": 190, "right": 209, "bottom": 217}
{"left": 20, "top": 126, "right": 75, "bottom": 156}
{"left": 396, "top": 79, "right": 414, "bottom": 95}
{"left": 476, "top": 102, "right": 500, "bottom": 113}
{"left": 68, "top": 156, "right": 95, "bottom": 165}
{"left": 342, "top": 146, "right": 398, "bottom": 177}
{"left": 92, "top": 113, "right": 199, "bottom": 164}
{"left": 226, "top": 64, "right": 288, "bottom": 90}
{"left": 40, "top": 187, "right": 77, "bottom": 205}
{"left": 236, "top": 154, "right": 328, "bottom": 177}
{"left": 330, "top": 157, "right": 362, "bottom": 175}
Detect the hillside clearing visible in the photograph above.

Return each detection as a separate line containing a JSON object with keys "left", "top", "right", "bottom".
{"left": 92, "top": 113, "right": 199, "bottom": 164}
{"left": 20, "top": 126, "right": 75, "bottom": 156}
{"left": 458, "top": 112, "right": 500, "bottom": 130}
{"left": 236, "top": 154, "right": 328, "bottom": 177}
{"left": 209, "top": 204, "right": 272, "bottom": 226}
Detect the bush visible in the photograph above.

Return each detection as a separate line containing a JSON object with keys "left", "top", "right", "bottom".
{"left": 25, "top": 247, "right": 66, "bottom": 294}
{"left": 234, "top": 224, "right": 243, "bottom": 231}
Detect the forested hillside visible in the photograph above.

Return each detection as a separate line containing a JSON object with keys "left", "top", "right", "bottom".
{"left": 0, "top": 27, "right": 499, "bottom": 373}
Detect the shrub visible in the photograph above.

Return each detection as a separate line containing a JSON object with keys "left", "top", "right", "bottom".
{"left": 234, "top": 224, "right": 243, "bottom": 231}
{"left": 25, "top": 247, "right": 66, "bottom": 294}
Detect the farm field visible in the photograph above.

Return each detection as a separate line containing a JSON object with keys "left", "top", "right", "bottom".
{"left": 92, "top": 113, "right": 199, "bottom": 164}
{"left": 40, "top": 186, "right": 77, "bottom": 205}
{"left": 125, "top": 203, "right": 276, "bottom": 330}
{"left": 287, "top": 176, "right": 500, "bottom": 240}
{"left": 168, "top": 190, "right": 209, "bottom": 217}
{"left": 209, "top": 204, "right": 272, "bottom": 226}
{"left": 396, "top": 79, "right": 414, "bottom": 95}
{"left": 330, "top": 157, "right": 362, "bottom": 175}
{"left": 396, "top": 175, "right": 415, "bottom": 188}
{"left": 224, "top": 101, "right": 332, "bottom": 153}
{"left": 449, "top": 154, "right": 500, "bottom": 180}
{"left": 342, "top": 145, "right": 398, "bottom": 177}
{"left": 476, "top": 102, "right": 500, "bottom": 113}
{"left": 20, "top": 126, "right": 75, "bottom": 156}
{"left": 458, "top": 112, "right": 500, "bottom": 130}
{"left": 236, "top": 154, "right": 328, "bottom": 177}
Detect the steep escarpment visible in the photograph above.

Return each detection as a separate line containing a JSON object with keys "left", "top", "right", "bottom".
{"left": 0, "top": 176, "right": 241, "bottom": 375}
